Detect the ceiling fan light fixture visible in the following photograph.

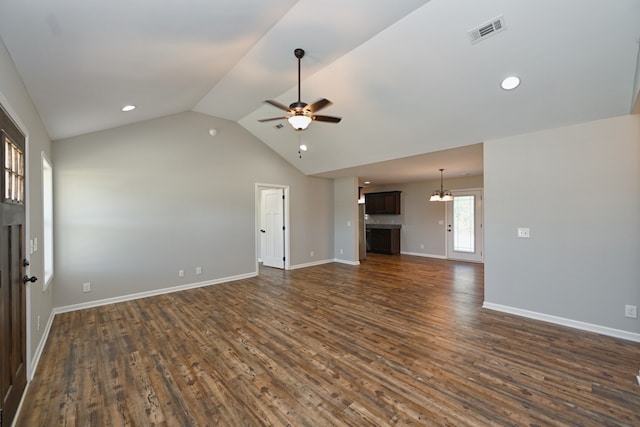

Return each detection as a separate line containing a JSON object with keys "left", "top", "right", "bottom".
{"left": 288, "top": 114, "right": 311, "bottom": 130}
{"left": 259, "top": 48, "right": 341, "bottom": 131}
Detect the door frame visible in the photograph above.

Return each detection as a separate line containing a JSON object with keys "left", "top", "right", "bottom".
{"left": 0, "top": 95, "right": 33, "bottom": 427}
{"left": 0, "top": 94, "right": 32, "bottom": 384}
{"left": 445, "top": 188, "right": 484, "bottom": 263}
{"left": 255, "top": 183, "right": 290, "bottom": 271}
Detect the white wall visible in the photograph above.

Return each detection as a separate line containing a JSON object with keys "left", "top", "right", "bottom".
{"left": 52, "top": 111, "right": 335, "bottom": 307}
{"left": 0, "top": 36, "right": 53, "bottom": 368}
{"left": 484, "top": 114, "right": 640, "bottom": 335}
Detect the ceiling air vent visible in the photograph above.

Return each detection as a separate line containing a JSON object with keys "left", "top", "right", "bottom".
{"left": 468, "top": 15, "right": 506, "bottom": 44}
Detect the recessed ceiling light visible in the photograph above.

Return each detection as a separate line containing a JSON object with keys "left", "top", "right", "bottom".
{"left": 364, "top": 181, "right": 371, "bottom": 185}
{"left": 121, "top": 105, "right": 136, "bottom": 112}
{"left": 501, "top": 76, "right": 520, "bottom": 90}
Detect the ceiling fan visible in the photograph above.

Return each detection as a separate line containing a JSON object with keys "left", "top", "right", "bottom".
{"left": 258, "top": 48, "right": 342, "bottom": 131}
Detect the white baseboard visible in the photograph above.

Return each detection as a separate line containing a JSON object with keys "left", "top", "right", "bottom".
{"left": 29, "top": 309, "right": 56, "bottom": 381}
{"left": 332, "top": 258, "right": 360, "bottom": 266}
{"left": 54, "top": 271, "right": 258, "bottom": 315}
{"left": 288, "top": 259, "right": 335, "bottom": 270}
{"left": 483, "top": 302, "right": 640, "bottom": 343}
{"left": 401, "top": 251, "right": 447, "bottom": 259}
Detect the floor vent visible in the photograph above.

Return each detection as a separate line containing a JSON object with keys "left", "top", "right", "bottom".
{"left": 468, "top": 15, "right": 506, "bottom": 44}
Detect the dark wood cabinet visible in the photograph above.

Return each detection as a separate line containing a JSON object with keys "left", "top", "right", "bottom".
{"left": 364, "top": 191, "right": 401, "bottom": 215}
{"left": 366, "top": 226, "right": 400, "bottom": 254}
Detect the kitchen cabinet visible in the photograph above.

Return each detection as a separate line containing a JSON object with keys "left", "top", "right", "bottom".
{"left": 366, "top": 225, "right": 401, "bottom": 254}
{"left": 364, "top": 191, "right": 401, "bottom": 215}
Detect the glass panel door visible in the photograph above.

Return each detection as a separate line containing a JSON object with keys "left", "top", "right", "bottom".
{"left": 446, "top": 189, "right": 483, "bottom": 262}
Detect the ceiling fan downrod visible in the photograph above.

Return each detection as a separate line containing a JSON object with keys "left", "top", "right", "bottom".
{"left": 294, "top": 48, "right": 304, "bottom": 107}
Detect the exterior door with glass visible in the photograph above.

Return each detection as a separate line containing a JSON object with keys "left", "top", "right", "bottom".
{"left": 446, "top": 189, "right": 483, "bottom": 263}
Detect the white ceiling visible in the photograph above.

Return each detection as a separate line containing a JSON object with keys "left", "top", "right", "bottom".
{"left": 1, "top": 0, "right": 638, "bottom": 184}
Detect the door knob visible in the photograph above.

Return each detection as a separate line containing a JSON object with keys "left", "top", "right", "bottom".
{"left": 260, "top": 229, "right": 266, "bottom": 233}
{"left": 23, "top": 275, "right": 38, "bottom": 284}
{"left": 23, "top": 259, "right": 30, "bottom": 267}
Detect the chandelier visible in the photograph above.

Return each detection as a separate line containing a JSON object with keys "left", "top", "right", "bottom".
{"left": 429, "top": 169, "right": 453, "bottom": 202}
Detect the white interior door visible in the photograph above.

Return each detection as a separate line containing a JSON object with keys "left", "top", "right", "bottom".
{"left": 261, "top": 188, "right": 284, "bottom": 268}
{"left": 446, "top": 189, "right": 483, "bottom": 263}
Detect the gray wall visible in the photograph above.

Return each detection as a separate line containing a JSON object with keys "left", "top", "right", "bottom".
{"left": 364, "top": 175, "right": 483, "bottom": 257}
{"left": 484, "top": 114, "right": 640, "bottom": 333}
{"left": 0, "top": 36, "right": 53, "bottom": 367}
{"left": 52, "top": 111, "right": 335, "bottom": 307}
{"left": 333, "top": 176, "right": 358, "bottom": 263}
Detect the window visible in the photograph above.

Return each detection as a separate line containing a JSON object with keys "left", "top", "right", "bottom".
{"left": 42, "top": 153, "right": 53, "bottom": 288}
{"left": 3, "top": 135, "right": 24, "bottom": 203}
{"left": 453, "top": 195, "right": 475, "bottom": 253}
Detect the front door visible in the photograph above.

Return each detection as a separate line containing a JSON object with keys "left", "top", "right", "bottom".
{"left": 0, "top": 105, "right": 27, "bottom": 427}
{"left": 260, "top": 188, "right": 284, "bottom": 269}
{"left": 446, "top": 189, "right": 483, "bottom": 263}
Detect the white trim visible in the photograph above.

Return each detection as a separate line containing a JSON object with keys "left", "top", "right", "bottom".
{"left": 401, "top": 251, "right": 447, "bottom": 259}
{"left": 28, "top": 308, "right": 55, "bottom": 381}
{"left": 255, "top": 183, "right": 290, "bottom": 271}
{"left": 289, "top": 259, "right": 335, "bottom": 270}
{"left": 332, "top": 258, "right": 360, "bottom": 266}
{"left": 286, "top": 258, "right": 362, "bottom": 270}
{"left": 54, "top": 272, "right": 257, "bottom": 314}
{"left": 483, "top": 302, "right": 640, "bottom": 343}
{"left": 446, "top": 188, "right": 484, "bottom": 263}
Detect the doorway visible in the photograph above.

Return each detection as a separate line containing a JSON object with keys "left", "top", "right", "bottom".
{"left": 0, "top": 104, "right": 28, "bottom": 427}
{"left": 256, "top": 184, "right": 290, "bottom": 270}
{"left": 446, "top": 189, "right": 483, "bottom": 263}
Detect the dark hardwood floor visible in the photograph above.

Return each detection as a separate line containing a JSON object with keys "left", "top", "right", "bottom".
{"left": 18, "top": 254, "right": 640, "bottom": 426}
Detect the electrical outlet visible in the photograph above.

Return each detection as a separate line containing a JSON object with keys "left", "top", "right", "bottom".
{"left": 82, "top": 282, "right": 91, "bottom": 292}
{"left": 517, "top": 227, "right": 530, "bottom": 238}
{"left": 339, "top": 249, "right": 344, "bottom": 255}
{"left": 178, "top": 269, "right": 184, "bottom": 278}
{"left": 37, "top": 315, "right": 41, "bottom": 331}
{"left": 624, "top": 305, "right": 637, "bottom": 319}
{"left": 310, "top": 251, "right": 314, "bottom": 257}
{"left": 196, "top": 267, "right": 202, "bottom": 275}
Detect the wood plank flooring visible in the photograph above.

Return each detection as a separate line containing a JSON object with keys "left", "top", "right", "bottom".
{"left": 18, "top": 254, "right": 640, "bottom": 426}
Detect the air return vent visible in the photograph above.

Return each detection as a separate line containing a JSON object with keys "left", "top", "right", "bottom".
{"left": 468, "top": 15, "right": 506, "bottom": 44}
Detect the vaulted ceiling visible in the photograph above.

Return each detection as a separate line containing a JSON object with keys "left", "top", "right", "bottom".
{"left": 0, "top": 0, "right": 638, "bottom": 184}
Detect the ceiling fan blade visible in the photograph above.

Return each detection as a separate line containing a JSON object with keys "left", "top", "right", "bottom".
{"left": 312, "top": 115, "right": 342, "bottom": 123}
{"left": 307, "top": 98, "right": 333, "bottom": 113}
{"left": 264, "top": 100, "right": 291, "bottom": 112}
{"left": 258, "top": 116, "right": 289, "bottom": 122}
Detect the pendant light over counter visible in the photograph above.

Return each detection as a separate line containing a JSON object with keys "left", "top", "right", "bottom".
{"left": 429, "top": 168, "right": 453, "bottom": 202}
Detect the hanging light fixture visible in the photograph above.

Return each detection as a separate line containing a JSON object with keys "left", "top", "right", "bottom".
{"left": 288, "top": 113, "right": 311, "bottom": 130}
{"left": 429, "top": 168, "right": 453, "bottom": 202}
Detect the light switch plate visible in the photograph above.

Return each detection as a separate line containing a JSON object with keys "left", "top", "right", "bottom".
{"left": 517, "top": 227, "right": 530, "bottom": 238}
